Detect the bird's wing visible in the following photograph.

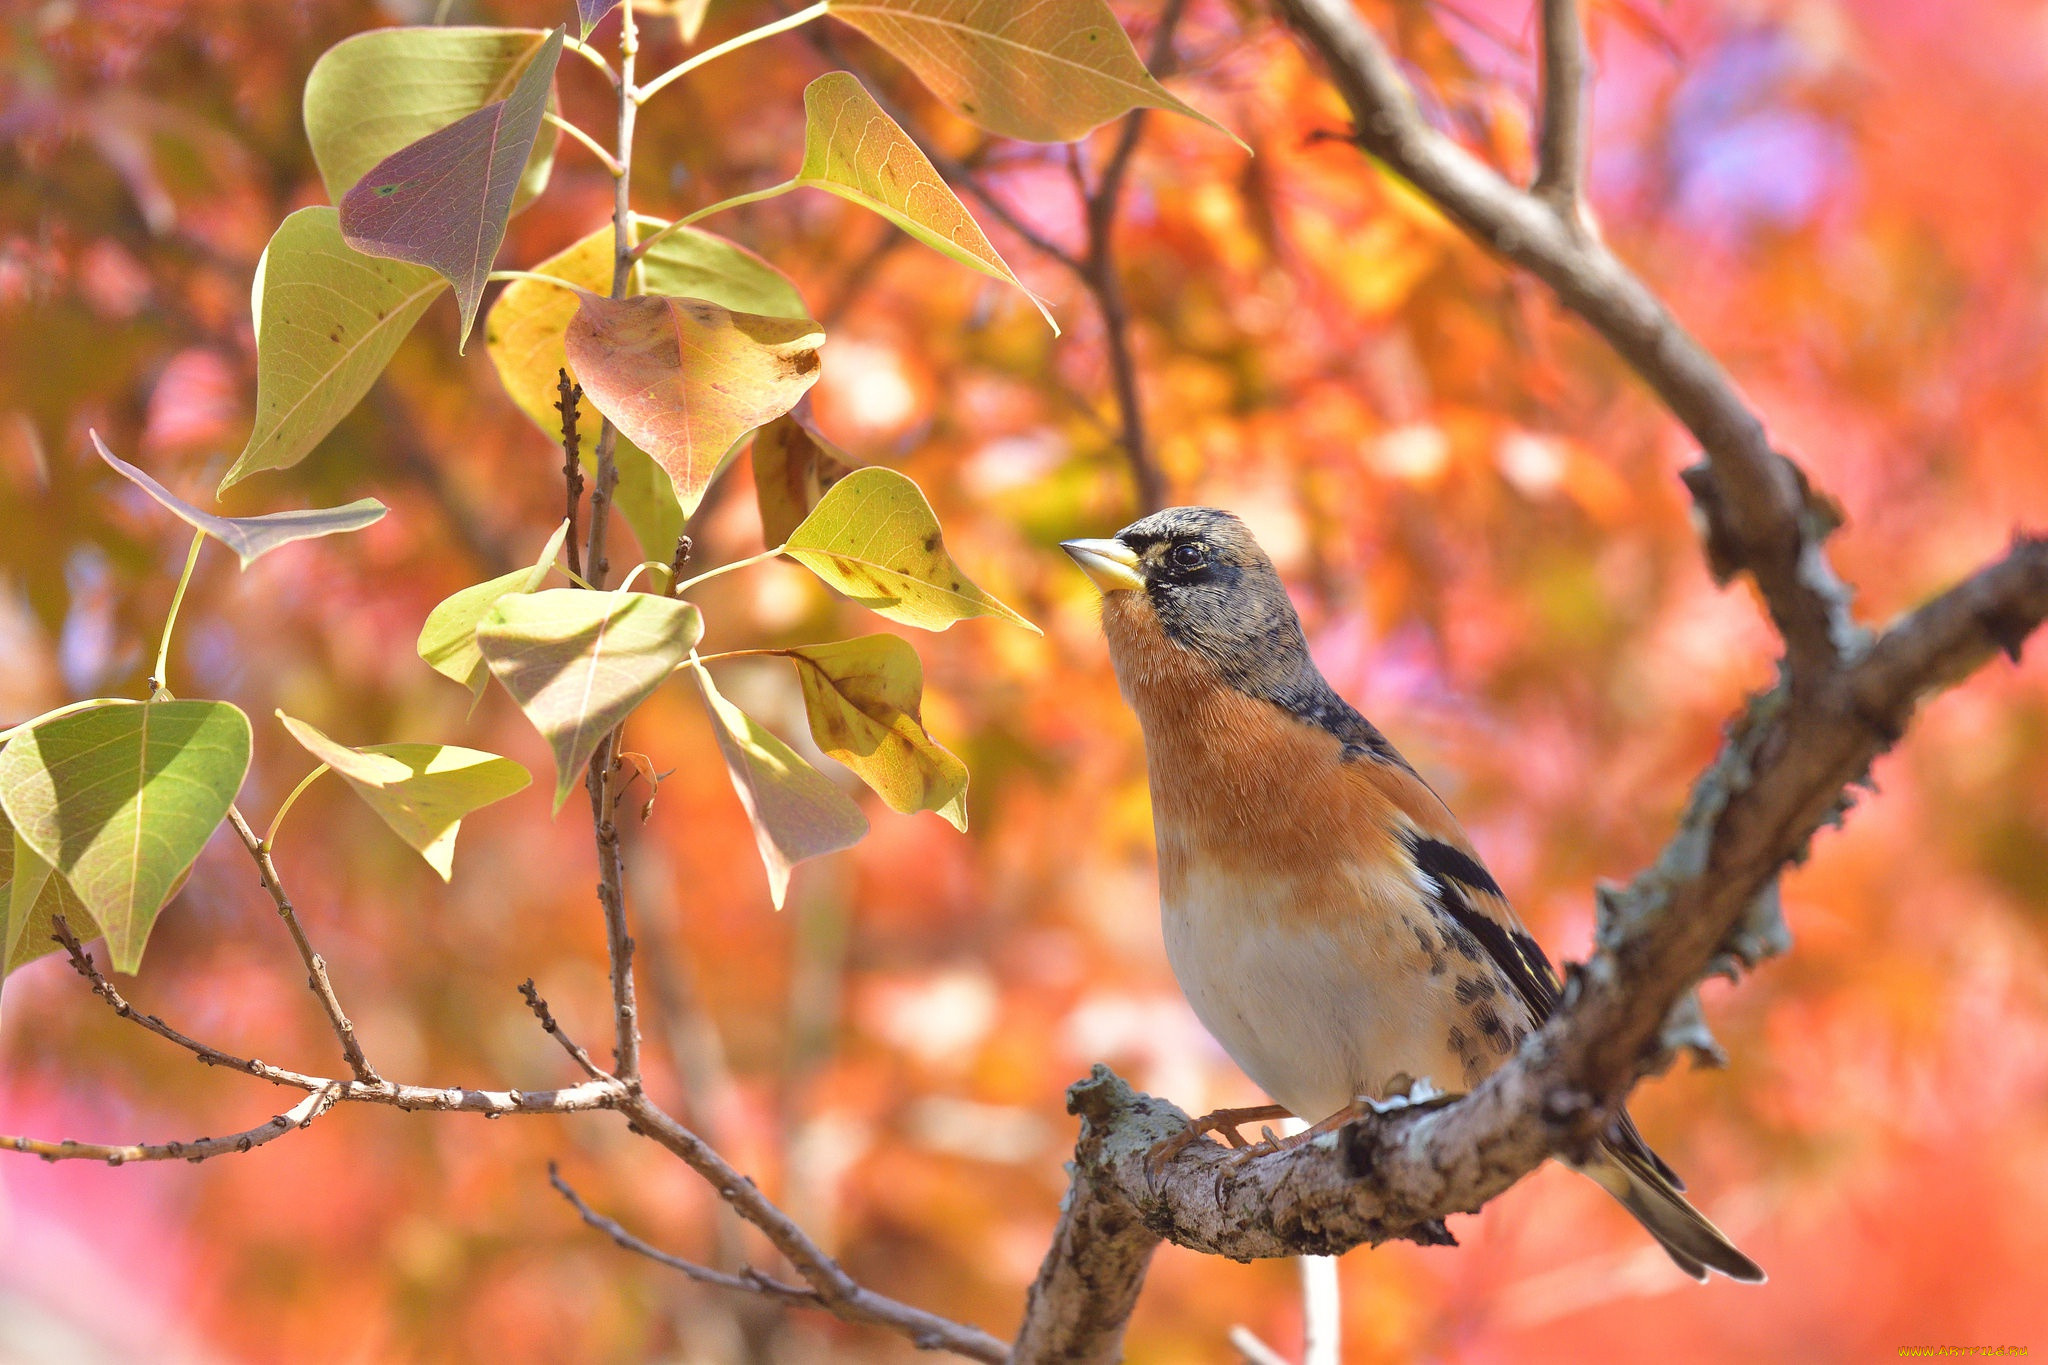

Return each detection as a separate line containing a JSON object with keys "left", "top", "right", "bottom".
{"left": 1342, "top": 749, "right": 1685, "bottom": 1187}
{"left": 1345, "top": 755, "right": 1563, "bottom": 1022}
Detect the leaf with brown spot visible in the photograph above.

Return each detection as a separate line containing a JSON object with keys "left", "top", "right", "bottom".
{"left": 565, "top": 293, "right": 825, "bottom": 518}
{"left": 783, "top": 467, "right": 1038, "bottom": 633}
{"left": 693, "top": 664, "right": 868, "bottom": 909}
{"left": 753, "top": 409, "right": 861, "bottom": 547}
{"left": 222, "top": 207, "right": 445, "bottom": 491}
{"left": 785, "top": 635, "right": 967, "bottom": 830}
{"left": 339, "top": 27, "right": 563, "bottom": 350}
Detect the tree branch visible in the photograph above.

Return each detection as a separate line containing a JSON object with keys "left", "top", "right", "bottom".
{"left": 227, "top": 806, "right": 381, "bottom": 1084}
{"left": 4, "top": 1085, "right": 342, "bottom": 1166}
{"left": 1273, "top": 0, "right": 1859, "bottom": 684}
{"left": 1004, "top": 2, "right": 2048, "bottom": 1353}
{"left": 1531, "top": 0, "right": 1589, "bottom": 222}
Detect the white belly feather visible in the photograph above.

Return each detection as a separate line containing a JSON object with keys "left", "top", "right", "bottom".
{"left": 1162, "top": 858, "right": 1460, "bottom": 1120}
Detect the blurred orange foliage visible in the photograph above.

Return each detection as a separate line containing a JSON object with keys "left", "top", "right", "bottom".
{"left": 3, "top": 0, "right": 2046, "bottom": 1360}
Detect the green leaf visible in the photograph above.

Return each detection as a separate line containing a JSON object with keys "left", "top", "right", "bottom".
{"left": 483, "top": 214, "right": 806, "bottom": 559}
{"left": 340, "top": 27, "right": 565, "bottom": 350}
{"left": 753, "top": 409, "right": 860, "bottom": 547}
{"left": 94, "top": 432, "right": 386, "bottom": 570}
{"left": 786, "top": 636, "right": 967, "bottom": 829}
{"left": 475, "top": 588, "right": 704, "bottom": 811}
{"left": 824, "top": 0, "right": 1242, "bottom": 145}
{"left": 0, "top": 699, "right": 251, "bottom": 974}
{"left": 565, "top": 293, "right": 825, "bottom": 517}
{"left": 304, "top": 26, "right": 561, "bottom": 210}
{"left": 417, "top": 519, "right": 572, "bottom": 697}
{"left": 2, "top": 817, "right": 97, "bottom": 1023}
{"left": 221, "top": 207, "right": 446, "bottom": 492}
{"left": 784, "top": 466, "right": 1038, "bottom": 633}
{"left": 693, "top": 664, "right": 868, "bottom": 909}
{"left": 276, "top": 713, "right": 530, "bottom": 880}
{"left": 794, "top": 73, "right": 1051, "bottom": 330}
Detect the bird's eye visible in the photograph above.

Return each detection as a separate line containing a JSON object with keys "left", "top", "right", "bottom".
{"left": 1169, "top": 542, "right": 1206, "bottom": 570}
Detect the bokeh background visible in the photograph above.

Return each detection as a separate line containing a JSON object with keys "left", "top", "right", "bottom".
{"left": 4, "top": 0, "right": 2048, "bottom": 1360}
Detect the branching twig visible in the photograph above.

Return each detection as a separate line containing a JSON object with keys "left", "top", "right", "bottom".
{"left": 226, "top": 806, "right": 380, "bottom": 1085}
{"left": 549, "top": 1163, "right": 826, "bottom": 1308}
{"left": 617, "top": 1092, "right": 1011, "bottom": 1361}
{"left": 40, "top": 917, "right": 619, "bottom": 1116}
{"left": 1275, "top": 0, "right": 1859, "bottom": 685}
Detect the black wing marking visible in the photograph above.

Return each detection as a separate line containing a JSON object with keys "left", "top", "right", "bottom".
{"left": 1407, "top": 834, "right": 1561, "bottom": 1020}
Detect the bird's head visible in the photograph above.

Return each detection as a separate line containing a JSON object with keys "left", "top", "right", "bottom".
{"left": 1062, "top": 507, "right": 1311, "bottom": 694}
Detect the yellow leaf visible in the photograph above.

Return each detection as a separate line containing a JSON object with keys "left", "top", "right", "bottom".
{"left": 787, "top": 636, "right": 968, "bottom": 829}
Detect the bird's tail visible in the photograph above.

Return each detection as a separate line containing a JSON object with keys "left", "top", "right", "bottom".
{"left": 1580, "top": 1137, "right": 1765, "bottom": 1283}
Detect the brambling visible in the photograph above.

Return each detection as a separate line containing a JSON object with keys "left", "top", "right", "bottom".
{"left": 1063, "top": 508, "right": 1763, "bottom": 1283}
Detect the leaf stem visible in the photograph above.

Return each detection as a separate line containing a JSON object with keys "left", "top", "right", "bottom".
{"left": 689, "top": 648, "right": 787, "bottom": 665}
{"left": 633, "top": 2, "right": 830, "bottom": 107}
{"left": 151, "top": 529, "right": 206, "bottom": 694}
{"left": 263, "top": 764, "right": 331, "bottom": 852}
{"left": 615, "top": 560, "right": 674, "bottom": 595}
{"left": 487, "top": 269, "right": 586, "bottom": 294}
{"left": 545, "top": 112, "right": 625, "bottom": 175}
{"left": 673, "top": 545, "right": 786, "bottom": 594}
{"left": 562, "top": 34, "right": 620, "bottom": 88}
{"left": 550, "top": 563, "right": 599, "bottom": 591}
{"left": 630, "top": 183, "right": 798, "bottom": 261}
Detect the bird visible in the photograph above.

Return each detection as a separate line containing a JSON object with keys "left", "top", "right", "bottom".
{"left": 1061, "top": 506, "right": 1763, "bottom": 1283}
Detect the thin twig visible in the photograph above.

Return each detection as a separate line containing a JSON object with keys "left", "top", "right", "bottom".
{"left": 1531, "top": 0, "right": 1590, "bottom": 223}
{"left": 3, "top": 1086, "right": 342, "bottom": 1166}
{"left": 544, "top": 111, "right": 625, "bottom": 176}
{"left": 617, "top": 1093, "right": 1011, "bottom": 1361}
{"left": 550, "top": 1163, "right": 823, "bottom": 1306}
{"left": 556, "top": 368, "right": 586, "bottom": 580}
{"left": 1073, "top": 0, "right": 1189, "bottom": 513}
{"left": 226, "top": 806, "right": 380, "bottom": 1085}
{"left": 520, "top": 979, "right": 610, "bottom": 1082}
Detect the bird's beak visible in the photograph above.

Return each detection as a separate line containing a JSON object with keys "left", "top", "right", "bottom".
{"left": 1061, "top": 538, "right": 1146, "bottom": 594}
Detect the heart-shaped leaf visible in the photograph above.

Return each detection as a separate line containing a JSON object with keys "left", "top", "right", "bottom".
{"left": 484, "top": 214, "right": 807, "bottom": 559}
{"left": 825, "top": 0, "right": 1240, "bottom": 145}
{"left": 565, "top": 293, "right": 825, "bottom": 518}
{"left": 795, "top": 73, "right": 1051, "bottom": 330}
{"left": 417, "top": 519, "right": 572, "bottom": 697}
{"left": 94, "top": 432, "right": 386, "bottom": 570}
{"left": 221, "top": 207, "right": 446, "bottom": 491}
{"left": 476, "top": 588, "right": 703, "bottom": 811}
{"left": 276, "top": 713, "right": 530, "bottom": 880}
{"left": 2, "top": 817, "right": 97, "bottom": 1021}
{"left": 0, "top": 699, "right": 250, "bottom": 974}
{"left": 753, "top": 409, "right": 860, "bottom": 547}
{"left": 340, "top": 26, "right": 564, "bottom": 350}
{"left": 693, "top": 664, "right": 868, "bottom": 909}
{"left": 786, "top": 636, "right": 967, "bottom": 829}
{"left": 305, "top": 26, "right": 560, "bottom": 210}
{"left": 784, "top": 467, "right": 1037, "bottom": 633}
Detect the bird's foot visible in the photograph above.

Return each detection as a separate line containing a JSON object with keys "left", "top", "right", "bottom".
{"left": 1219, "top": 1083, "right": 1464, "bottom": 1166}
{"left": 1146, "top": 1103, "right": 1293, "bottom": 1174}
